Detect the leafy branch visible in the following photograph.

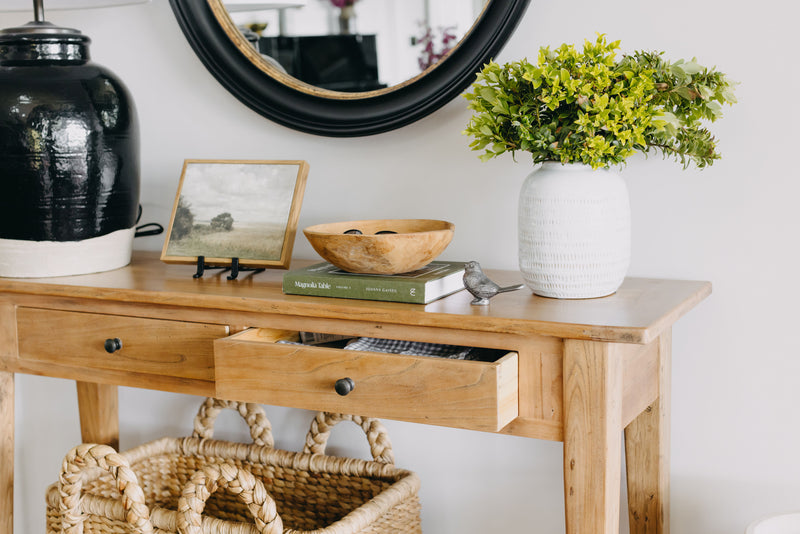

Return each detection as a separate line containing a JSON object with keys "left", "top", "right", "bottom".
{"left": 463, "top": 35, "right": 737, "bottom": 169}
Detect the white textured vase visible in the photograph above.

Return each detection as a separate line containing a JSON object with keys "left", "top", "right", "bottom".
{"left": 518, "top": 162, "right": 630, "bottom": 299}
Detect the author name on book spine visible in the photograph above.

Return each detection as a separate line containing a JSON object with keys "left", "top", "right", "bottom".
{"left": 365, "top": 287, "right": 398, "bottom": 294}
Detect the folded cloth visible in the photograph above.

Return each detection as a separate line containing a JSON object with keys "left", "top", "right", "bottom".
{"left": 344, "top": 337, "right": 475, "bottom": 359}
{"left": 277, "top": 336, "right": 502, "bottom": 361}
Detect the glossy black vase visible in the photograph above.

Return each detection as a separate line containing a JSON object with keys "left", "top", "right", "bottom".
{"left": 0, "top": 20, "right": 139, "bottom": 277}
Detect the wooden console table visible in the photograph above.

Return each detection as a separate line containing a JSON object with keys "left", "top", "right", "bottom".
{"left": 0, "top": 251, "right": 710, "bottom": 534}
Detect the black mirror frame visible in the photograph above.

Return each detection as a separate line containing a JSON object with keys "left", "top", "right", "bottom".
{"left": 168, "top": 0, "right": 531, "bottom": 137}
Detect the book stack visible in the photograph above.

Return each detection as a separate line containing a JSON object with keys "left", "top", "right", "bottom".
{"left": 282, "top": 261, "right": 466, "bottom": 304}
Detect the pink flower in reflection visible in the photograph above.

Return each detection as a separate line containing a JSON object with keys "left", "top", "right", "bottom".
{"left": 417, "top": 23, "right": 458, "bottom": 70}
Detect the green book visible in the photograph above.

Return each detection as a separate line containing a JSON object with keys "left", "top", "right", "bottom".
{"left": 282, "top": 261, "right": 466, "bottom": 304}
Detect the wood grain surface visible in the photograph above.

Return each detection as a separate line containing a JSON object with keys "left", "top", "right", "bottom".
{"left": 77, "top": 382, "right": 119, "bottom": 450}
{"left": 563, "top": 340, "right": 625, "bottom": 534}
{"left": 0, "top": 251, "right": 711, "bottom": 344}
{"left": 215, "top": 328, "right": 519, "bottom": 432}
{"left": 625, "top": 330, "right": 672, "bottom": 534}
{"left": 0, "top": 372, "right": 12, "bottom": 534}
{"left": 16, "top": 307, "right": 227, "bottom": 381}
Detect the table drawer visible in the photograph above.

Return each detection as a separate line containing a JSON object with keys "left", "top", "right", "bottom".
{"left": 17, "top": 307, "right": 228, "bottom": 381}
{"left": 214, "top": 328, "right": 519, "bottom": 432}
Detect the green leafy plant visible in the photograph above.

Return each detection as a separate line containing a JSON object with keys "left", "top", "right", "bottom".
{"left": 463, "top": 35, "right": 737, "bottom": 169}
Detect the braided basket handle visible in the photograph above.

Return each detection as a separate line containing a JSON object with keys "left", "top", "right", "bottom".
{"left": 192, "top": 397, "right": 274, "bottom": 447}
{"left": 177, "top": 463, "right": 283, "bottom": 534}
{"left": 302, "top": 412, "right": 395, "bottom": 464}
{"left": 58, "top": 443, "right": 154, "bottom": 534}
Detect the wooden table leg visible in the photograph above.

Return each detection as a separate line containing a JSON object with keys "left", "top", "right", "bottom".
{"left": 624, "top": 330, "right": 672, "bottom": 534}
{"left": 76, "top": 382, "right": 119, "bottom": 450}
{"left": 0, "top": 371, "right": 13, "bottom": 534}
{"left": 563, "top": 340, "right": 624, "bottom": 534}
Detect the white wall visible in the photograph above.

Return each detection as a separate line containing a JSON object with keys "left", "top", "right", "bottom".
{"left": 3, "top": 0, "right": 800, "bottom": 532}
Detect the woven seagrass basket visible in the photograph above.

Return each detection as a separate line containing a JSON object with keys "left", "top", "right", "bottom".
{"left": 45, "top": 398, "right": 421, "bottom": 534}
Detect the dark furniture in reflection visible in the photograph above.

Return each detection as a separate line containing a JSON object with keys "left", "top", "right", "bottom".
{"left": 259, "top": 34, "right": 385, "bottom": 92}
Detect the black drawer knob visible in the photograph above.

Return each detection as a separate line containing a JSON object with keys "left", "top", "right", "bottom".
{"left": 104, "top": 338, "right": 123, "bottom": 353}
{"left": 334, "top": 377, "right": 355, "bottom": 396}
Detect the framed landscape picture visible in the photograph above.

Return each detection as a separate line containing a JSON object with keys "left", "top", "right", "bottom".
{"left": 161, "top": 159, "right": 308, "bottom": 269}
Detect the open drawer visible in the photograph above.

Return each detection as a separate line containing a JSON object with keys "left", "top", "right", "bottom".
{"left": 214, "top": 328, "right": 519, "bottom": 432}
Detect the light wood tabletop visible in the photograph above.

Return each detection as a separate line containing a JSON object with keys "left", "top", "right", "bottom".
{"left": 0, "top": 251, "right": 709, "bottom": 343}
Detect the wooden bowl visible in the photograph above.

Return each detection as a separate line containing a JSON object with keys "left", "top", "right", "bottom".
{"left": 303, "top": 219, "right": 455, "bottom": 274}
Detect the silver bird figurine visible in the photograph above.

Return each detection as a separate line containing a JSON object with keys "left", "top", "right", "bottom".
{"left": 463, "top": 261, "right": 524, "bottom": 306}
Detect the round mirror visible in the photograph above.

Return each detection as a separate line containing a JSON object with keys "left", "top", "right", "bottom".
{"left": 168, "top": 0, "right": 530, "bottom": 136}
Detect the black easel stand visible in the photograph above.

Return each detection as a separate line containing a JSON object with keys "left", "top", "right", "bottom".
{"left": 227, "top": 257, "right": 265, "bottom": 280}
{"left": 192, "top": 256, "right": 265, "bottom": 280}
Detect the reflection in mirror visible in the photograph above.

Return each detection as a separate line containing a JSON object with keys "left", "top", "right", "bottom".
{"left": 224, "top": 0, "right": 487, "bottom": 92}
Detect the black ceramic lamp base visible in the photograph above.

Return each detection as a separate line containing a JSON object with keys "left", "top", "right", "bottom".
{"left": 0, "top": 12, "right": 140, "bottom": 278}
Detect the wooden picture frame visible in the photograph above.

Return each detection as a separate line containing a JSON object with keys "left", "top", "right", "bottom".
{"left": 161, "top": 159, "right": 308, "bottom": 269}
